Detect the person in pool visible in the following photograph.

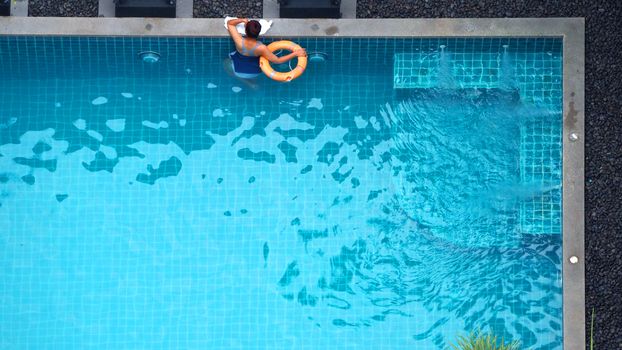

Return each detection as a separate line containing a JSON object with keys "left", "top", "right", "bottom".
{"left": 225, "top": 18, "right": 306, "bottom": 85}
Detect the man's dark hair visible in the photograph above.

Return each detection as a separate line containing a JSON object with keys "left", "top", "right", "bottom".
{"left": 245, "top": 20, "right": 261, "bottom": 39}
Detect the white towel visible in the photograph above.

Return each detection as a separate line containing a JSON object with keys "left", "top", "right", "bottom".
{"left": 224, "top": 16, "right": 272, "bottom": 36}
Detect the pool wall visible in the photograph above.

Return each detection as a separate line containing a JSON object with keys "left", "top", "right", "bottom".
{"left": 0, "top": 17, "right": 585, "bottom": 350}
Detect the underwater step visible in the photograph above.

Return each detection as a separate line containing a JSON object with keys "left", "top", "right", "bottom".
{"left": 518, "top": 116, "right": 563, "bottom": 235}
{"left": 393, "top": 52, "right": 562, "bottom": 109}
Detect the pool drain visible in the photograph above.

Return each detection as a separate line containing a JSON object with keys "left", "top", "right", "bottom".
{"left": 285, "top": 51, "right": 328, "bottom": 71}
{"left": 308, "top": 51, "right": 328, "bottom": 63}
{"left": 138, "top": 51, "right": 161, "bottom": 63}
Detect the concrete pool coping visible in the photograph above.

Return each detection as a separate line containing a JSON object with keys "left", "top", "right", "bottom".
{"left": 0, "top": 17, "right": 585, "bottom": 350}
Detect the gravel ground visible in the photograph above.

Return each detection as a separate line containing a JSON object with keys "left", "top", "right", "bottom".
{"left": 358, "top": 0, "right": 622, "bottom": 348}
{"left": 194, "top": 0, "right": 262, "bottom": 18}
{"left": 29, "top": 0, "right": 97, "bottom": 17}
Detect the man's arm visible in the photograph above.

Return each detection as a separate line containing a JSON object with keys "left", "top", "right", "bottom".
{"left": 226, "top": 18, "right": 248, "bottom": 48}
{"left": 256, "top": 46, "right": 306, "bottom": 64}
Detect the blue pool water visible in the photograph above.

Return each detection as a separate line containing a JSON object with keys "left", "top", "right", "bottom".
{"left": 0, "top": 37, "right": 563, "bottom": 349}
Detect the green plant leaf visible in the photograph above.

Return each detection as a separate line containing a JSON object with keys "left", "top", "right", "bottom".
{"left": 590, "top": 307, "right": 595, "bottom": 350}
{"left": 449, "top": 330, "right": 521, "bottom": 350}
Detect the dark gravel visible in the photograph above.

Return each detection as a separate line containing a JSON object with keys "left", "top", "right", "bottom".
{"left": 358, "top": 0, "right": 622, "bottom": 348}
{"left": 29, "top": 0, "right": 97, "bottom": 17}
{"left": 193, "top": 0, "right": 262, "bottom": 18}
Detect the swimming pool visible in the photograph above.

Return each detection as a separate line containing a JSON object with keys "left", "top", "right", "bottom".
{"left": 0, "top": 31, "right": 567, "bottom": 349}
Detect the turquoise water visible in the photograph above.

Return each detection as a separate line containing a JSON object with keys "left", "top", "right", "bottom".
{"left": 0, "top": 37, "right": 562, "bottom": 349}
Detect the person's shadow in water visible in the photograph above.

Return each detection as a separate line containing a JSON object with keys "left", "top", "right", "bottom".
{"left": 222, "top": 57, "right": 260, "bottom": 90}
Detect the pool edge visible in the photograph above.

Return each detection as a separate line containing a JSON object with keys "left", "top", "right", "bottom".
{"left": 0, "top": 17, "right": 586, "bottom": 350}
{"left": 1, "top": 17, "right": 583, "bottom": 38}
{"left": 561, "top": 17, "right": 586, "bottom": 350}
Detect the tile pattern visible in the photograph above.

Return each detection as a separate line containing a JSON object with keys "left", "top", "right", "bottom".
{"left": 0, "top": 36, "right": 563, "bottom": 349}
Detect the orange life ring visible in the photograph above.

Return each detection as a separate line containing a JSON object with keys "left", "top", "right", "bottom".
{"left": 259, "top": 40, "right": 307, "bottom": 82}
